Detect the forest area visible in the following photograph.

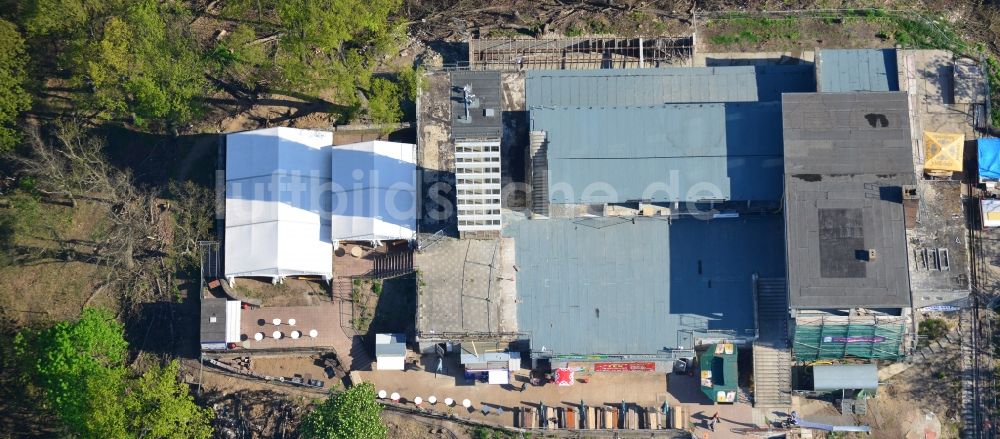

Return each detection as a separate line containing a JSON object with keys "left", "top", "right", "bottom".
{"left": 2, "top": 0, "right": 1000, "bottom": 438}
{"left": 0, "top": 0, "right": 411, "bottom": 437}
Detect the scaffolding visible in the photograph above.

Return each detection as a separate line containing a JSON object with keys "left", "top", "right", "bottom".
{"left": 793, "top": 315, "right": 906, "bottom": 361}
{"left": 467, "top": 36, "right": 694, "bottom": 71}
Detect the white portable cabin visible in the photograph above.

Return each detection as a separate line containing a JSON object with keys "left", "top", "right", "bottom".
{"left": 330, "top": 141, "right": 417, "bottom": 246}
{"left": 375, "top": 333, "right": 407, "bottom": 370}
{"left": 224, "top": 128, "right": 333, "bottom": 285}
{"left": 200, "top": 298, "right": 242, "bottom": 350}
{"left": 983, "top": 199, "right": 1000, "bottom": 228}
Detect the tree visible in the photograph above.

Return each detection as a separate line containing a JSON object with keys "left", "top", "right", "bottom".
{"left": 14, "top": 308, "right": 213, "bottom": 438}
{"left": 0, "top": 18, "right": 31, "bottom": 151}
{"left": 300, "top": 382, "right": 387, "bottom": 439}
{"left": 12, "top": 122, "right": 169, "bottom": 303}
{"left": 396, "top": 64, "right": 425, "bottom": 102}
{"left": 80, "top": 0, "right": 208, "bottom": 125}
{"left": 218, "top": 0, "right": 404, "bottom": 108}
{"left": 165, "top": 180, "right": 215, "bottom": 267}
{"left": 19, "top": 0, "right": 124, "bottom": 38}
{"left": 367, "top": 77, "right": 402, "bottom": 130}
{"left": 125, "top": 360, "right": 214, "bottom": 439}
{"left": 13, "top": 308, "right": 130, "bottom": 438}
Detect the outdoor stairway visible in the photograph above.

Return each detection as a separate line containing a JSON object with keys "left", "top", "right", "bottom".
{"left": 331, "top": 279, "right": 374, "bottom": 371}
{"left": 529, "top": 131, "right": 549, "bottom": 217}
{"left": 753, "top": 277, "right": 793, "bottom": 408}
{"left": 371, "top": 249, "right": 414, "bottom": 279}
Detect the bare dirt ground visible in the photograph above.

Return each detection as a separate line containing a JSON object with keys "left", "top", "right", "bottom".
{"left": 0, "top": 200, "right": 117, "bottom": 325}
{"left": 229, "top": 278, "right": 330, "bottom": 307}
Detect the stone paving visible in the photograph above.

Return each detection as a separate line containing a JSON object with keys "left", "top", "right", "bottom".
{"left": 415, "top": 236, "right": 516, "bottom": 335}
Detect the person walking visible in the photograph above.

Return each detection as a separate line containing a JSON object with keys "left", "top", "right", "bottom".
{"left": 709, "top": 412, "right": 720, "bottom": 431}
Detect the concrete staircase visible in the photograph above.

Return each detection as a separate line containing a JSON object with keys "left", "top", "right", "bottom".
{"left": 753, "top": 277, "right": 792, "bottom": 408}
{"left": 529, "top": 131, "right": 549, "bottom": 217}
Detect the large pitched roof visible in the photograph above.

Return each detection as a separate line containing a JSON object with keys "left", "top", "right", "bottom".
{"left": 534, "top": 102, "right": 785, "bottom": 203}
{"left": 224, "top": 128, "right": 333, "bottom": 280}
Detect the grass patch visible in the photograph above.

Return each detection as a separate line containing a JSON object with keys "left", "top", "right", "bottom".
{"left": 706, "top": 17, "right": 800, "bottom": 47}
{"left": 586, "top": 17, "right": 612, "bottom": 35}
{"left": 985, "top": 55, "right": 1000, "bottom": 127}
{"left": 486, "top": 28, "right": 520, "bottom": 39}
{"left": 470, "top": 426, "right": 521, "bottom": 439}
{"left": 918, "top": 318, "right": 949, "bottom": 347}
{"left": 705, "top": 9, "right": 963, "bottom": 52}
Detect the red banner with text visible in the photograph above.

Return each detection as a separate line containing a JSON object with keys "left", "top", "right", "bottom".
{"left": 593, "top": 362, "right": 656, "bottom": 372}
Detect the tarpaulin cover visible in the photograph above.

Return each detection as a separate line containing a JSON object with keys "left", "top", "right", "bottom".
{"left": 923, "top": 131, "right": 964, "bottom": 172}
{"left": 488, "top": 370, "right": 509, "bottom": 385}
{"left": 555, "top": 368, "right": 574, "bottom": 386}
{"left": 979, "top": 138, "right": 1000, "bottom": 180}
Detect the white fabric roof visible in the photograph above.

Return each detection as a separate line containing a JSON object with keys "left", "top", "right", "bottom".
{"left": 225, "top": 128, "right": 333, "bottom": 279}
{"left": 225, "top": 300, "right": 242, "bottom": 344}
{"left": 331, "top": 141, "right": 417, "bottom": 242}
{"left": 488, "top": 370, "right": 510, "bottom": 384}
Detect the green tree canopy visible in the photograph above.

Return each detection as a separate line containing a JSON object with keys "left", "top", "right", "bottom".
{"left": 18, "top": 0, "right": 207, "bottom": 125}
{"left": 367, "top": 77, "right": 402, "bottom": 130}
{"left": 79, "top": 0, "right": 208, "bottom": 125}
{"left": 125, "top": 360, "right": 214, "bottom": 439}
{"left": 19, "top": 0, "right": 124, "bottom": 38}
{"left": 219, "top": 0, "right": 403, "bottom": 103}
{"left": 300, "top": 382, "right": 387, "bottom": 439}
{"left": 14, "top": 308, "right": 130, "bottom": 437}
{"left": 14, "top": 308, "right": 213, "bottom": 438}
{"left": 0, "top": 18, "right": 31, "bottom": 151}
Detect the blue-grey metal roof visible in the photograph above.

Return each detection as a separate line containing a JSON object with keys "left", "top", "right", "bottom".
{"left": 509, "top": 215, "right": 785, "bottom": 356}
{"left": 818, "top": 49, "right": 898, "bottom": 92}
{"left": 375, "top": 342, "right": 406, "bottom": 357}
{"left": 812, "top": 364, "right": 879, "bottom": 391}
{"left": 375, "top": 333, "right": 406, "bottom": 357}
{"left": 533, "top": 103, "right": 784, "bottom": 203}
{"left": 526, "top": 65, "right": 816, "bottom": 107}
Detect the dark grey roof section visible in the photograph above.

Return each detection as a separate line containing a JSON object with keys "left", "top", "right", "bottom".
{"left": 783, "top": 92, "right": 915, "bottom": 309}
{"left": 510, "top": 215, "right": 785, "bottom": 356}
{"left": 200, "top": 298, "right": 227, "bottom": 344}
{"left": 451, "top": 71, "right": 502, "bottom": 140}
{"left": 526, "top": 65, "right": 816, "bottom": 107}
{"left": 782, "top": 92, "right": 913, "bottom": 176}
{"left": 817, "top": 49, "right": 899, "bottom": 92}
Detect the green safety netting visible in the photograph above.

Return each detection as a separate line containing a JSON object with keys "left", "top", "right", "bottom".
{"left": 793, "top": 322, "right": 904, "bottom": 361}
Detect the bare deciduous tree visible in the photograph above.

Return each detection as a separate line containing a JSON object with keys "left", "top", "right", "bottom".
{"left": 10, "top": 121, "right": 172, "bottom": 309}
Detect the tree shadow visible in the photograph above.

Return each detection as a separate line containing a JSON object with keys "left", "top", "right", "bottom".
{"left": 127, "top": 300, "right": 196, "bottom": 360}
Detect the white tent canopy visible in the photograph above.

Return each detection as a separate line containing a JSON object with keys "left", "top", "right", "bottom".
{"left": 331, "top": 141, "right": 417, "bottom": 243}
{"left": 225, "top": 127, "right": 333, "bottom": 283}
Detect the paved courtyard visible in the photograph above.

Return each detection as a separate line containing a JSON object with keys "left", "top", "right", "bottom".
{"left": 356, "top": 364, "right": 757, "bottom": 438}
{"left": 414, "top": 236, "right": 517, "bottom": 335}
